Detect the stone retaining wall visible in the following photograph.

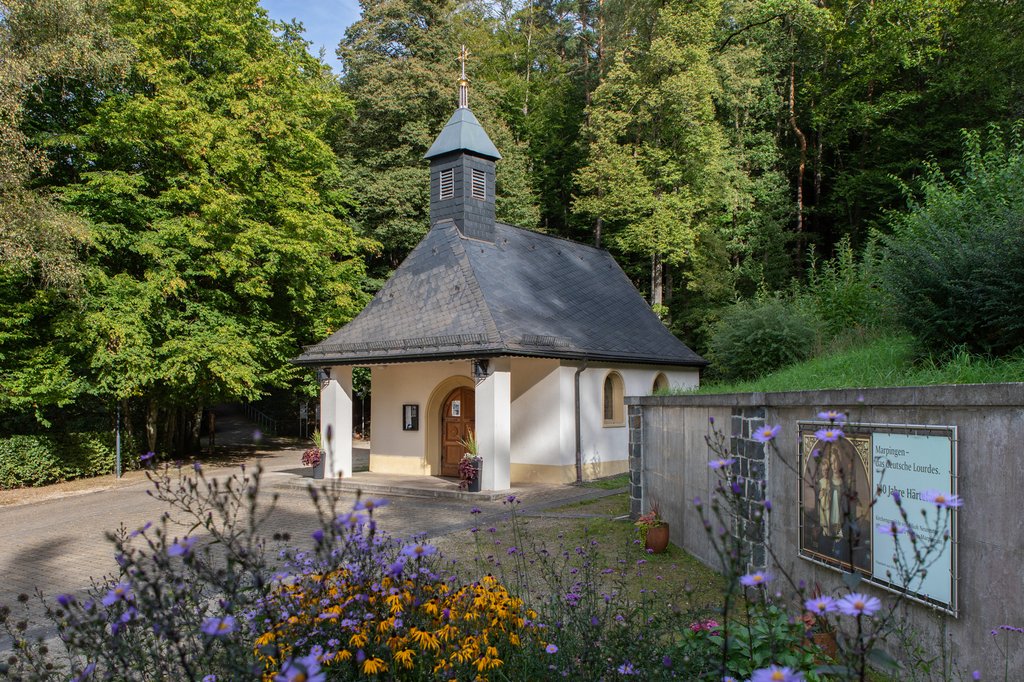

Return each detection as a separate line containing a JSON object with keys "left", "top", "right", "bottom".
{"left": 626, "top": 383, "right": 1024, "bottom": 677}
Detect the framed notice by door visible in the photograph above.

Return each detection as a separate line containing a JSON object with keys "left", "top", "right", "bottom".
{"left": 451, "top": 400, "right": 461, "bottom": 417}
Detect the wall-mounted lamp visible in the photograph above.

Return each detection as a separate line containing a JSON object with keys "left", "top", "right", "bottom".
{"left": 316, "top": 367, "right": 331, "bottom": 384}
{"left": 472, "top": 359, "right": 490, "bottom": 382}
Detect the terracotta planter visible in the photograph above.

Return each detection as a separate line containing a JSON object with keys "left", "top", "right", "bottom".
{"left": 812, "top": 631, "right": 838, "bottom": 659}
{"left": 644, "top": 523, "right": 670, "bottom": 553}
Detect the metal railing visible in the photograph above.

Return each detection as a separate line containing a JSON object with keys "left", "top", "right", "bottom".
{"left": 242, "top": 403, "right": 277, "bottom": 436}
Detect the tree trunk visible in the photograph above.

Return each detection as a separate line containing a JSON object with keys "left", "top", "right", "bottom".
{"left": 191, "top": 402, "right": 203, "bottom": 453}
{"left": 651, "top": 253, "right": 664, "bottom": 308}
{"left": 788, "top": 58, "right": 807, "bottom": 242}
{"left": 146, "top": 398, "right": 158, "bottom": 453}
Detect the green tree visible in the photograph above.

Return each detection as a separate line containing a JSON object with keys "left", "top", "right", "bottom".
{"left": 42, "top": 0, "right": 370, "bottom": 452}
{"left": 882, "top": 124, "right": 1024, "bottom": 357}
{"left": 574, "top": 0, "right": 735, "bottom": 316}
{"left": 337, "top": 0, "right": 538, "bottom": 275}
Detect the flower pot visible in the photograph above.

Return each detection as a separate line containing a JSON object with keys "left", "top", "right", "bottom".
{"left": 464, "top": 460, "right": 481, "bottom": 492}
{"left": 311, "top": 459, "right": 325, "bottom": 479}
{"left": 644, "top": 523, "right": 670, "bottom": 553}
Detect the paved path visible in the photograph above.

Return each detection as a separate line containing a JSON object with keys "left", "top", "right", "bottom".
{"left": 0, "top": 410, "right": 622, "bottom": 652}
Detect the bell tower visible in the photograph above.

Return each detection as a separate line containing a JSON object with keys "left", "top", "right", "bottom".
{"left": 424, "top": 46, "right": 501, "bottom": 242}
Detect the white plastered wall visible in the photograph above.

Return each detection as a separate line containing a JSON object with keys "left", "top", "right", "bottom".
{"left": 573, "top": 364, "right": 700, "bottom": 480}
{"left": 364, "top": 357, "right": 699, "bottom": 482}
{"left": 371, "top": 360, "right": 473, "bottom": 474}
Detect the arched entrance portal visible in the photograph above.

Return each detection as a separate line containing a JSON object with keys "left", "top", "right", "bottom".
{"left": 440, "top": 386, "right": 475, "bottom": 477}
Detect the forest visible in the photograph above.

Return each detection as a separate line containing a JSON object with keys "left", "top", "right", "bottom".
{"left": 1, "top": 0, "right": 1022, "bottom": 478}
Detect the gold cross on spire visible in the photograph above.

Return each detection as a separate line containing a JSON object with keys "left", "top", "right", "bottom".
{"left": 458, "top": 45, "right": 470, "bottom": 108}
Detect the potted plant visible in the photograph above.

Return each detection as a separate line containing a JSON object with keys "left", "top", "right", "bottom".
{"left": 302, "top": 430, "right": 325, "bottom": 479}
{"left": 635, "top": 501, "right": 670, "bottom": 553}
{"left": 801, "top": 584, "right": 838, "bottom": 659}
{"left": 458, "top": 431, "right": 482, "bottom": 492}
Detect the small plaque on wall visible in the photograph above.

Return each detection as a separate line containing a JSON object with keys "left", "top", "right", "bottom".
{"left": 402, "top": 404, "right": 419, "bottom": 431}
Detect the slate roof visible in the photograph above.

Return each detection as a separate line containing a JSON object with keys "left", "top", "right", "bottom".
{"left": 423, "top": 108, "right": 502, "bottom": 161}
{"left": 295, "top": 220, "right": 707, "bottom": 367}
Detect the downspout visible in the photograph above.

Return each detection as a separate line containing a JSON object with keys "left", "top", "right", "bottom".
{"left": 574, "top": 360, "right": 588, "bottom": 484}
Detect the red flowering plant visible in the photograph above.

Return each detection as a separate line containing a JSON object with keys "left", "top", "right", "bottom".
{"left": 458, "top": 431, "right": 482, "bottom": 490}
{"left": 301, "top": 430, "right": 322, "bottom": 467}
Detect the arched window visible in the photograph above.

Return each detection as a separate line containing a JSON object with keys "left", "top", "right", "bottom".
{"left": 603, "top": 372, "right": 625, "bottom": 426}
{"left": 652, "top": 373, "right": 669, "bottom": 394}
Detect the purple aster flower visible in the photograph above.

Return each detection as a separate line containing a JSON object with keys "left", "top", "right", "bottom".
{"left": 470, "top": 507, "right": 482, "bottom": 515}
{"left": 709, "top": 457, "right": 736, "bottom": 470}
{"left": 739, "top": 572, "right": 770, "bottom": 587}
{"left": 167, "top": 536, "right": 198, "bottom": 557}
{"left": 814, "top": 428, "right": 844, "bottom": 442}
{"left": 972, "top": 673, "right": 980, "bottom": 681}
{"left": 546, "top": 643, "right": 558, "bottom": 654}
{"left": 102, "top": 582, "right": 133, "bottom": 607}
{"left": 892, "top": 489, "right": 901, "bottom": 503}
{"left": 200, "top": 615, "right": 236, "bottom": 637}
{"left": 750, "top": 666, "right": 804, "bottom": 682}
{"left": 354, "top": 498, "right": 389, "bottom": 512}
{"left": 336, "top": 511, "right": 367, "bottom": 528}
{"left": 693, "top": 496, "right": 702, "bottom": 507}
{"left": 617, "top": 661, "right": 637, "bottom": 675}
{"left": 804, "top": 596, "right": 838, "bottom": 614}
{"left": 817, "top": 410, "right": 847, "bottom": 424}
{"left": 921, "top": 490, "right": 963, "bottom": 508}
{"left": 56, "top": 594, "right": 75, "bottom": 608}
{"left": 400, "top": 543, "right": 437, "bottom": 559}
{"left": 193, "top": 461, "right": 202, "bottom": 473}
{"left": 662, "top": 655, "right": 672, "bottom": 668}
{"left": 752, "top": 424, "right": 781, "bottom": 443}
{"left": 311, "top": 529, "right": 324, "bottom": 543}
{"left": 203, "top": 676, "right": 217, "bottom": 682}
{"left": 275, "top": 654, "right": 325, "bottom": 682}
{"left": 837, "top": 593, "right": 882, "bottom": 617}
{"left": 876, "top": 521, "right": 908, "bottom": 536}
{"left": 140, "top": 451, "right": 155, "bottom": 463}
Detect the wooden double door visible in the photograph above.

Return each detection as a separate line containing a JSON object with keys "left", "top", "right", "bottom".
{"left": 441, "top": 386, "right": 475, "bottom": 478}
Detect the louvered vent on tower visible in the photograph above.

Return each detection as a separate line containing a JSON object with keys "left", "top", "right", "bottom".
{"left": 471, "top": 168, "right": 486, "bottom": 200}
{"left": 440, "top": 168, "right": 454, "bottom": 200}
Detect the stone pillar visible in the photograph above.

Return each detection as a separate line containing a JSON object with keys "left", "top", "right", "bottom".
{"left": 476, "top": 357, "right": 511, "bottom": 491}
{"left": 320, "top": 366, "right": 353, "bottom": 478}
{"left": 627, "top": 403, "right": 644, "bottom": 518}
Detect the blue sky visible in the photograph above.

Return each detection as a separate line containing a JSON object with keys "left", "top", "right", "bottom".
{"left": 260, "top": 0, "right": 362, "bottom": 72}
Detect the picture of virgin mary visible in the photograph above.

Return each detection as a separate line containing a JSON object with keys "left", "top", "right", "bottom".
{"left": 800, "top": 430, "right": 873, "bottom": 573}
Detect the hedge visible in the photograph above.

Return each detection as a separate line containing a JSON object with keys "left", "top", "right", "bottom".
{"left": 0, "top": 432, "right": 117, "bottom": 490}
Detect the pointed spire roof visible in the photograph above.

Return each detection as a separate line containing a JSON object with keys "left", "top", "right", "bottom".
{"left": 423, "top": 108, "right": 502, "bottom": 160}
{"left": 424, "top": 45, "right": 501, "bottom": 160}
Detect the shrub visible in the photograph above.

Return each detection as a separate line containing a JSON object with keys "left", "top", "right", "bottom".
{"left": 882, "top": 123, "right": 1024, "bottom": 356}
{"left": 708, "top": 298, "right": 820, "bottom": 381}
{"left": 801, "top": 236, "right": 888, "bottom": 340}
{"left": 0, "top": 432, "right": 117, "bottom": 489}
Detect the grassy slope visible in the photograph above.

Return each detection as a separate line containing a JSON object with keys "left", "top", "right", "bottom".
{"left": 692, "top": 334, "right": 1024, "bottom": 394}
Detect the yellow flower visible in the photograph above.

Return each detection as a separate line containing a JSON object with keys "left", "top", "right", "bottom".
{"left": 362, "top": 657, "right": 388, "bottom": 675}
{"left": 409, "top": 627, "right": 441, "bottom": 652}
{"left": 393, "top": 648, "right": 416, "bottom": 669}
{"left": 349, "top": 632, "right": 368, "bottom": 648}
